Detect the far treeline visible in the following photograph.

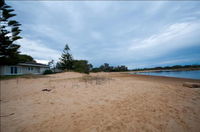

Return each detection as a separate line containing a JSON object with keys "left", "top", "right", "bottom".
{"left": 47, "top": 44, "right": 129, "bottom": 74}
{"left": 132, "top": 64, "right": 200, "bottom": 71}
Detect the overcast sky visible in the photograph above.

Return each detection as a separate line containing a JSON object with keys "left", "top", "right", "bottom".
{"left": 8, "top": 1, "right": 200, "bottom": 69}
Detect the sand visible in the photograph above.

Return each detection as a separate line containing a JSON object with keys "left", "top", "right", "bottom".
{"left": 0, "top": 72, "right": 200, "bottom": 132}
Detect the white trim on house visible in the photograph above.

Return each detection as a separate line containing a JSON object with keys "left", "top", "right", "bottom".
{"left": 18, "top": 63, "right": 49, "bottom": 67}
{"left": 0, "top": 62, "right": 49, "bottom": 75}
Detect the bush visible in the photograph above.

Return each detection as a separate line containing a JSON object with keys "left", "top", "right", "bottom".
{"left": 43, "top": 70, "right": 53, "bottom": 75}
{"left": 72, "top": 60, "right": 92, "bottom": 74}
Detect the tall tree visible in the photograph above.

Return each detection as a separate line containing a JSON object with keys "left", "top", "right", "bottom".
{"left": 58, "top": 44, "right": 73, "bottom": 70}
{"left": 0, "top": 0, "right": 22, "bottom": 65}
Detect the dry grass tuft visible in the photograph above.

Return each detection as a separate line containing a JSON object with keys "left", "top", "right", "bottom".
{"left": 18, "top": 74, "right": 47, "bottom": 79}
{"left": 80, "top": 75, "right": 112, "bottom": 85}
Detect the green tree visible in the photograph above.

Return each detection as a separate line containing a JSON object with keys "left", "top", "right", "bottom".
{"left": 99, "top": 63, "right": 112, "bottom": 72}
{"left": 58, "top": 44, "right": 73, "bottom": 70}
{"left": 17, "top": 54, "right": 35, "bottom": 63}
{"left": 0, "top": 0, "right": 22, "bottom": 65}
{"left": 91, "top": 63, "right": 128, "bottom": 72}
{"left": 73, "top": 60, "right": 92, "bottom": 74}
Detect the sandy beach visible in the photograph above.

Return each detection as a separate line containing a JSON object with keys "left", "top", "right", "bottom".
{"left": 0, "top": 72, "right": 200, "bottom": 132}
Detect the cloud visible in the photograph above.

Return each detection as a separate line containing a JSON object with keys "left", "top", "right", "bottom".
{"left": 145, "top": 1, "right": 167, "bottom": 16}
{"left": 35, "top": 59, "right": 49, "bottom": 64}
{"left": 18, "top": 37, "right": 60, "bottom": 62}
{"left": 129, "top": 21, "right": 200, "bottom": 59}
{"left": 157, "top": 58, "right": 200, "bottom": 65}
{"left": 84, "top": 1, "right": 113, "bottom": 14}
{"left": 90, "top": 31, "right": 103, "bottom": 40}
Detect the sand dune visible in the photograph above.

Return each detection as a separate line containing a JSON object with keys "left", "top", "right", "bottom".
{"left": 1, "top": 72, "right": 200, "bottom": 132}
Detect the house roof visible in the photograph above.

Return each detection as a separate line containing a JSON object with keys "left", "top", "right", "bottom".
{"left": 18, "top": 62, "right": 49, "bottom": 67}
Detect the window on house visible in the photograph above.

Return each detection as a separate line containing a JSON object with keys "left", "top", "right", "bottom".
{"left": 14, "top": 67, "right": 17, "bottom": 73}
{"left": 11, "top": 67, "right": 13, "bottom": 74}
{"left": 10, "top": 67, "right": 17, "bottom": 74}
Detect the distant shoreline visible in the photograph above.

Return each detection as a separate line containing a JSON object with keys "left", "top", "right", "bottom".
{"left": 126, "top": 68, "right": 200, "bottom": 80}
{"left": 120, "top": 71, "right": 200, "bottom": 82}
{"left": 130, "top": 67, "right": 200, "bottom": 73}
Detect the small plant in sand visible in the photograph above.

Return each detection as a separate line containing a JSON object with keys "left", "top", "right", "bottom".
{"left": 80, "top": 75, "right": 111, "bottom": 85}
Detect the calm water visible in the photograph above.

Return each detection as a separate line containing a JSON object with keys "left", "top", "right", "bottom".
{"left": 133, "top": 70, "right": 200, "bottom": 80}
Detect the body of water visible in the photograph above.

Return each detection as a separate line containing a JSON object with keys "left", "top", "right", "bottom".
{"left": 133, "top": 70, "right": 200, "bottom": 80}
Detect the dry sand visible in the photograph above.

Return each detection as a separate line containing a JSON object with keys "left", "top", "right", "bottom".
{"left": 0, "top": 72, "right": 200, "bottom": 132}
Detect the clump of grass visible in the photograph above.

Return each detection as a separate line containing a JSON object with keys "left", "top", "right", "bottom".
{"left": 20, "top": 74, "right": 47, "bottom": 79}
{"left": 80, "top": 75, "right": 111, "bottom": 85}
{"left": 0, "top": 74, "right": 47, "bottom": 80}
{"left": 0, "top": 75, "right": 22, "bottom": 80}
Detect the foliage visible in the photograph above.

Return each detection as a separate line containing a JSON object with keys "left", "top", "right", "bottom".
{"left": 91, "top": 67, "right": 101, "bottom": 73}
{"left": 112, "top": 65, "right": 128, "bottom": 72}
{"left": 57, "top": 44, "right": 129, "bottom": 74}
{"left": 56, "top": 61, "right": 62, "bottom": 69}
{"left": 56, "top": 44, "right": 94, "bottom": 74}
{"left": 17, "top": 54, "right": 35, "bottom": 63}
{"left": 43, "top": 69, "right": 53, "bottom": 75}
{"left": 72, "top": 60, "right": 93, "bottom": 74}
{"left": 99, "top": 63, "right": 111, "bottom": 72}
{"left": 58, "top": 44, "right": 73, "bottom": 70}
{"left": 0, "top": 1, "right": 22, "bottom": 65}
{"left": 91, "top": 63, "right": 128, "bottom": 72}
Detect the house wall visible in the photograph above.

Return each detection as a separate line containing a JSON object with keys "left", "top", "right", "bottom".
{"left": 0, "top": 66, "right": 5, "bottom": 75}
{"left": 0, "top": 65, "right": 49, "bottom": 75}
{"left": 0, "top": 65, "right": 23, "bottom": 75}
{"left": 40, "top": 67, "right": 49, "bottom": 73}
{"left": 20, "top": 66, "right": 40, "bottom": 74}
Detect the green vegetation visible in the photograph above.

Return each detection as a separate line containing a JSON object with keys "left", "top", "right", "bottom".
{"left": 73, "top": 60, "right": 92, "bottom": 74}
{"left": 91, "top": 63, "right": 128, "bottom": 72}
{"left": 17, "top": 54, "right": 36, "bottom": 63}
{"left": 56, "top": 44, "right": 93, "bottom": 74}
{"left": 57, "top": 44, "right": 73, "bottom": 70}
{"left": 55, "top": 44, "right": 128, "bottom": 74}
{"left": 43, "top": 69, "right": 53, "bottom": 75}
